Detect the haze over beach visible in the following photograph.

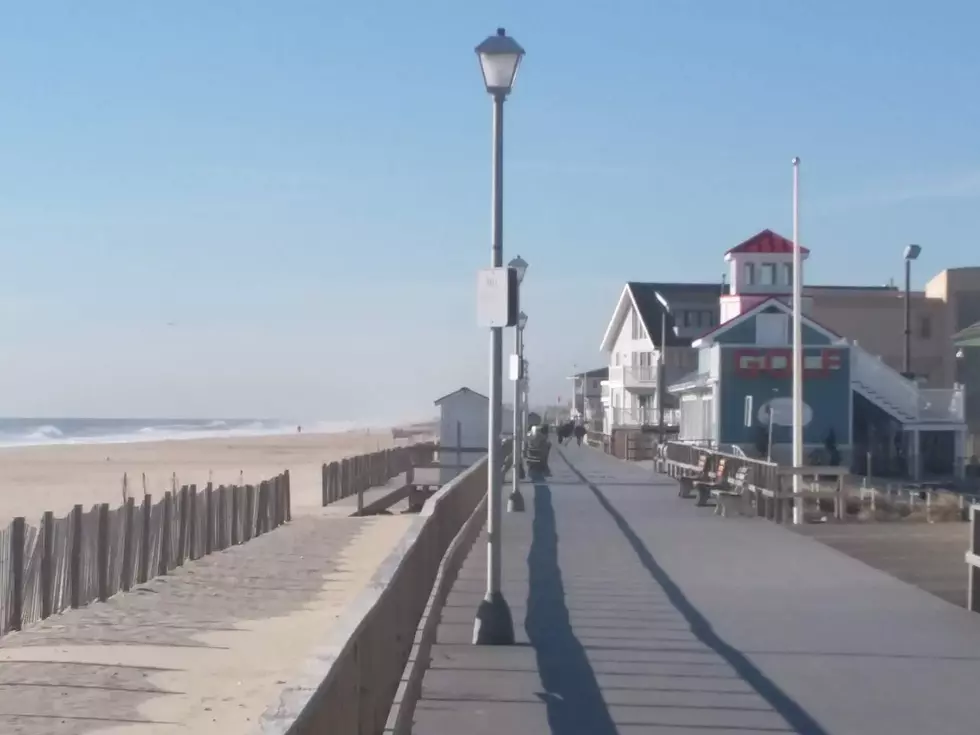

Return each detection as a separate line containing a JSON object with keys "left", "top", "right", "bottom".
{"left": 0, "top": 418, "right": 434, "bottom": 524}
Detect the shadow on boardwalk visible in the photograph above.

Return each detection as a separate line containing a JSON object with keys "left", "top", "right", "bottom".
{"left": 555, "top": 450, "right": 828, "bottom": 735}
{"left": 526, "top": 476, "right": 618, "bottom": 734}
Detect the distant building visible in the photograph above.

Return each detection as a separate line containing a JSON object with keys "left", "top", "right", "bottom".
{"left": 598, "top": 281, "right": 724, "bottom": 435}
{"left": 593, "top": 228, "right": 977, "bottom": 475}
{"left": 668, "top": 231, "right": 966, "bottom": 478}
{"left": 568, "top": 367, "right": 607, "bottom": 428}
{"left": 433, "top": 387, "right": 512, "bottom": 484}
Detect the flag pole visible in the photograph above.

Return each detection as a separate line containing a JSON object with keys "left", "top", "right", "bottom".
{"left": 792, "top": 156, "right": 804, "bottom": 525}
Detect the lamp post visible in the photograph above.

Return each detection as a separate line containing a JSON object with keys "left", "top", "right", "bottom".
{"left": 903, "top": 244, "right": 922, "bottom": 379}
{"left": 507, "top": 284, "right": 527, "bottom": 513}
{"left": 473, "top": 27, "right": 523, "bottom": 647}
{"left": 509, "top": 301, "right": 528, "bottom": 513}
{"left": 791, "top": 157, "right": 804, "bottom": 525}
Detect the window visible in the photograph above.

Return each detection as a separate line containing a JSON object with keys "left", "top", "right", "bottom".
{"left": 756, "top": 313, "right": 789, "bottom": 345}
{"left": 782, "top": 263, "right": 793, "bottom": 286}
{"left": 684, "top": 310, "right": 693, "bottom": 327}
{"left": 760, "top": 263, "right": 776, "bottom": 286}
{"left": 920, "top": 316, "right": 932, "bottom": 339}
{"left": 744, "top": 263, "right": 755, "bottom": 285}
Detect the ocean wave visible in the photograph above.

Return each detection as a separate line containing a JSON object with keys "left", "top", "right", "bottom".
{"left": 26, "top": 424, "right": 65, "bottom": 440}
{"left": 0, "top": 416, "right": 401, "bottom": 449}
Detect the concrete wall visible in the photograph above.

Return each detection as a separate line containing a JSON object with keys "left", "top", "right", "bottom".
{"left": 809, "top": 288, "right": 946, "bottom": 385}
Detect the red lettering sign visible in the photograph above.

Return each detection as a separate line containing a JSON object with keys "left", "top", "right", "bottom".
{"left": 733, "top": 348, "right": 843, "bottom": 378}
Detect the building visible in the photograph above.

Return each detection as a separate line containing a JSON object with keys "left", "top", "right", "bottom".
{"left": 667, "top": 233, "right": 967, "bottom": 478}
{"left": 569, "top": 367, "right": 607, "bottom": 428}
{"left": 433, "top": 387, "right": 513, "bottom": 484}
{"left": 598, "top": 281, "right": 725, "bottom": 433}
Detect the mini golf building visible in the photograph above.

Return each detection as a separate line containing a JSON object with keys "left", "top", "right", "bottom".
{"left": 668, "top": 231, "right": 967, "bottom": 479}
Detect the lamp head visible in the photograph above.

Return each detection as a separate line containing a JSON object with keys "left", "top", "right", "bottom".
{"left": 508, "top": 254, "right": 528, "bottom": 283}
{"left": 476, "top": 28, "right": 525, "bottom": 96}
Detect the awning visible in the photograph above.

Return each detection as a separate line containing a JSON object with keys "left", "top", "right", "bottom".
{"left": 953, "top": 320, "right": 980, "bottom": 347}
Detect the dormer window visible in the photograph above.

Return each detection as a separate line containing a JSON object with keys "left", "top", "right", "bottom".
{"left": 782, "top": 263, "right": 793, "bottom": 286}
{"left": 760, "top": 263, "right": 776, "bottom": 286}
{"left": 744, "top": 263, "right": 755, "bottom": 285}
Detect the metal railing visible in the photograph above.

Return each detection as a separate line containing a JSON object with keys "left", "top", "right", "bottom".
{"left": 919, "top": 388, "right": 965, "bottom": 422}
{"left": 259, "top": 440, "right": 512, "bottom": 735}
{"left": 851, "top": 343, "right": 965, "bottom": 422}
{"left": 609, "top": 406, "right": 680, "bottom": 428}
{"left": 967, "top": 504, "right": 980, "bottom": 613}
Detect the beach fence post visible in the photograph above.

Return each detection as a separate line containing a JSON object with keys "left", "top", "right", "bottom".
{"left": 8, "top": 517, "right": 25, "bottom": 632}
{"left": 216, "top": 487, "right": 227, "bottom": 550}
{"left": 70, "top": 504, "right": 84, "bottom": 608}
{"left": 97, "top": 503, "right": 110, "bottom": 602}
{"left": 159, "top": 493, "right": 172, "bottom": 577}
{"left": 321, "top": 463, "right": 329, "bottom": 506}
{"left": 138, "top": 495, "right": 151, "bottom": 585}
{"left": 188, "top": 485, "right": 198, "bottom": 560}
{"left": 204, "top": 483, "right": 214, "bottom": 555}
{"left": 245, "top": 485, "right": 255, "bottom": 542}
{"left": 231, "top": 486, "right": 241, "bottom": 545}
{"left": 258, "top": 481, "right": 269, "bottom": 535}
{"left": 121, "top": 498, "right": 135, "bottom": 592}
{"left": 177, "top": 486, "right": 188, "bottom": 565}
{"left": 272, "top": 478, "right": 281, "bottom": 528}
{"left": 284, "top": 470, "right": 291, "bottom": 522}
{"left": 40, "top": 510, "right": 54, "bottom": 619}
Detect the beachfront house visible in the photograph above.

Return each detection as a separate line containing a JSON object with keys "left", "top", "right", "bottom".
{"left": 597, "top": 280, "right": 723, "bottom": 455}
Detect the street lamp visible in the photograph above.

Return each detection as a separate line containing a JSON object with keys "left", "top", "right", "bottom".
{"left": 509, "top": 294, "right": 529, "bottom": 512}
{"left": 473, "top": 27, "right": 524, "bottom": 647}
{"left": 903, "top": 244, "right": 922, "bottom": 379}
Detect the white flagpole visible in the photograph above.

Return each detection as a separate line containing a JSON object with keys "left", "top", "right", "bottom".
{"left": 792, "top": 156, "right": 804, "bottom": 525}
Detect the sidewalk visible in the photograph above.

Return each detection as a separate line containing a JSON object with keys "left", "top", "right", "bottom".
{"left": 412, "top": 444, "right": 980, "bottom": 734}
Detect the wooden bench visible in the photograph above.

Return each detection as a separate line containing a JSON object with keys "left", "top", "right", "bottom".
{"left": 712, "top": 465, "right": 751, "bottom": 517}
{"left": 677, "top": 455, "right": 709, "bottom": 498}
{"left": 692, "top": 458, "right": 729, "bottom": 507}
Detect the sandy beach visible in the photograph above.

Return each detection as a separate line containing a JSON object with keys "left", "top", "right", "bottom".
{"left": 0, "top": 426, "right": 434, "bottom": 525}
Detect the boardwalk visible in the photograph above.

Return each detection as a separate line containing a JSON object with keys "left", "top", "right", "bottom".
{"left": 413, "top": 445, "right": 980, "bottom": 734}
{"left": 0, "top": 509, "right": 412, "bottom": 734}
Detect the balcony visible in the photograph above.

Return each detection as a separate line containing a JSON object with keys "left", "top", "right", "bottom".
{"left": 608, "top": 365, "right": 659, "bottom": 391}
{"left": 609, "top": 406, "right": 681, "bottom": 429}
{"left": 918, "top": 388, "right": 965, "bottom": 423}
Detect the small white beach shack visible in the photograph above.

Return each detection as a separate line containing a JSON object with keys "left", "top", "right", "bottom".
{"left": 434, "top": 387, "right": 513, "bottom": 484}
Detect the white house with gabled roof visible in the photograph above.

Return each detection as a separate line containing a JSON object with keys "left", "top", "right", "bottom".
{"left": 597, "top": 281, "right": 723, "bottom": 433}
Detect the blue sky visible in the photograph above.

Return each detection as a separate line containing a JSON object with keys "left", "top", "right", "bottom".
{"left": 1, "top": 1, "right": 978, "bottom": 422}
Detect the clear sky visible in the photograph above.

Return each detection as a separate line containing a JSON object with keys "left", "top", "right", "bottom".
{"left": 1, "top": 1, "right": 978, "bottom": 423}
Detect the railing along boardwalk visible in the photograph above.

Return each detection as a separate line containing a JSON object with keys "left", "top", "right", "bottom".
{"left": 321, "top": 442, "right": 436, "bottom": 507}
{"left": 0, "top": 472, "right": 290, "bottom": 639}
{"left": 260, "top": 440, "right": 512, "bottom": 735}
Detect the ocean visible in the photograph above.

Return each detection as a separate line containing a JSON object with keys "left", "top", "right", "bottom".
{"left": 0, "top": 418, "right": 363, "bottom": 448}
